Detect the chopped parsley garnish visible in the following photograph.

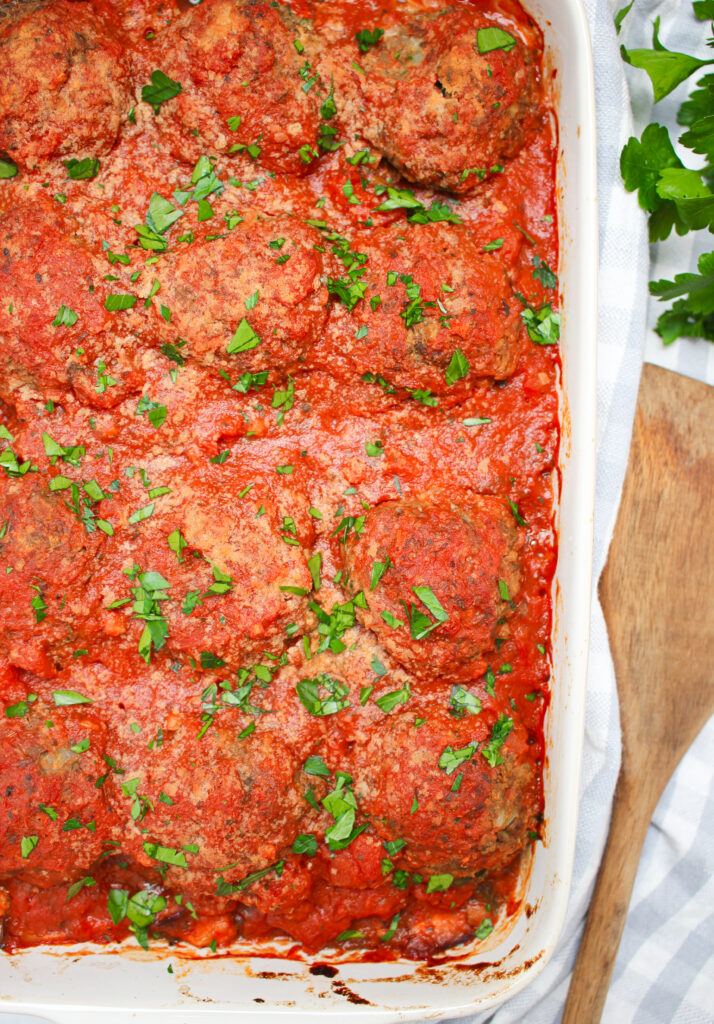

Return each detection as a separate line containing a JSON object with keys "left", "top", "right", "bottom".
{"left": 475, "top": 917, "right": 494, "bottom": 940}
{"left": 64, "top": 157, "right": 100, "bottom": 180}
{"left": 376, "top": 186, "right": 462, "bottom": 224}
{"left": 296, "top": 674, "right": 351, "bottom": 716}
{"left": 521, "top": 302, "right": 561, "bottom": 345}
{"left": 130, "top": 571, "right": 170, "bottom": 664}
{"left": 476, "top": 27, "right": 517, "bottom": 54}
{"left": 532, "top": 255, "right": 558, "bottom": 289}
{"left": 322, "top": 772, "right": 367, "bottom": 851}
{"left": 370, "top": 557, "right": 393, "bottom": 590}
{"left": 445, "top": 349, "right": 469, "bottom": 386}
{"left": 52, "top": 305, "right": 78, "bottom": 328}
{"left": 304, "top": 754, "right": 330, "bottom": 777}
{"left": 399, "top": 585, "right": 449, "bottom": 639}
{"left": 108, "top": 888, "right": 167, "bottom": 950}
{"left": 21, "top": 835, "right": 39, "bottom": 859}
{"left": 227, "top": 318, "right": 262, "bottom": 354}
{"left": 439, "top": 743, "right": 476, "bottom": 774}
{"left": 0, "top": 157, "right": 18, "bottom": 179}
{"left": 449, "top": 685, "right": 482, "bottom": 718}
{"left": 355, "top": 27, "right": 384, "bottom": 52}
{"left": 292, "top": 833, "right": 318, "bottom": 856}
{"left": 426, "top": 873, "right": 454, "bottom": 894}
{"left": 374, "top": 680, "right": 411, "bottom": 713}
{"left": 52, "top": 690, "right": 93, "bottom": 706}
{"left": 105, "top": 294, "right": 137, "bottom": 312}
{"left": 481, "top": 714, "right": 514, "bottom": 767}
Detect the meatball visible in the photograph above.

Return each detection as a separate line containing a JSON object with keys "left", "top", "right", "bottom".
{"left": 105, "top": 463, "right": 314, "bottom": 672}
{"left": 344, "top": 497, "right": 522, "bottom": 682}
{"left": 353, "top": 7, "right": 541, "bottom": 193}
{"left": 0, "top": 199, "right": 136, "bottom": 406}
{"left": 155, "top": 0, "right": 322, "bottom": 175}
{"left": 0, "top": 0, "right": 130, "bottom": 170}
{"left": 328, "top": 223, "right": 522, "bottom": 391}
{"left": 0, "top": 703, "right": 112, "bottom": 887}
{"left": 106, "top": 712, "right": 318, "bottom": 896}
{"left": 350, "top": 706, "right": 539, "bottom": 874}
{"left": 0, "top": 475, "right": 106, "bottom": 677}
{"left": 158, "top": 214, "right": 330, "bottom": 376}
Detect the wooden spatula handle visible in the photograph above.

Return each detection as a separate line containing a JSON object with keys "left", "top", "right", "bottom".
{"left": 561, "top": 770, "right": 656, "bottom": 1024}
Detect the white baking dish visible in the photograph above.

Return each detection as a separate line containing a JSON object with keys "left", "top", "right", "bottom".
{"left": 0, "top": 0, "right": 596, "bottom": 1019}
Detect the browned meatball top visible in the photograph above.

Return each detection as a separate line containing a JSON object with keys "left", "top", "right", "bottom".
{"left": 344, "top": 497, "right": 522, "bottom": 682}
{"left": 322, "top": 222, "right": 522, "bottom": 392}
{"left": 105, "top": 711, "right": 319, "bottom": 896}
{"left": 0, "top": 704, "right": 112, "bottom": 886}
{"left": 152, "top": 0, "right": 322, "bottom": 175}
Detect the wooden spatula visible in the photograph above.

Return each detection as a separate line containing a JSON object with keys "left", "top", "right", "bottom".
{"left": 562, "top": 362, "right": 714, "bottom": 1024}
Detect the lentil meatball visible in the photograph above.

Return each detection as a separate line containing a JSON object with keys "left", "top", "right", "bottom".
{"left": 155, "top": 0, "right": 322, "bottom": 175}
{"left": 0, "top": 199, "right": 137, "bottom": 406}
{"left": 329, "top": 222, "right": 522, "bottom": 391}
{"left": 158, "top": 214, "right": 330, "bottom": 376}
{"left": 0, "top": 475, "right": 106, "bottom": 677}
{"left": 350, "top": 706, "right": 539, "bottom": 874}
{"left": 106, "top": 711, "right": 318, "bottom": 896}
{"left": 354, "top": 7, "right": 541, "bottom": 193}
{"left": 0, "top": 703, "right": 112, "bottom": 887}
{"left": 344, "top": 497, "right": 522, "bottom": 682}
{"left": 0, "top": 0, "right": 130, "bottom": 170}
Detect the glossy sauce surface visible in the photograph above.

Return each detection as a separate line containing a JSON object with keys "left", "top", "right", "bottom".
{"left": 0, "top": 0, "right": 559, "bottom": 959}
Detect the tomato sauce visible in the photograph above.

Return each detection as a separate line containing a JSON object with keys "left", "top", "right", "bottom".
{"left": 0, "top": 0, "right": 559, "bottom": 959}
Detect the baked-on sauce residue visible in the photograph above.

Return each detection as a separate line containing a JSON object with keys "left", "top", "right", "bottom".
{"left": 0, "top": 0, "right": 559, "bottom": 959}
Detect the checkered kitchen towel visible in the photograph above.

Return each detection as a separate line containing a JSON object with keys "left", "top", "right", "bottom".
{"left": 1, "top": 5, "right": 712, "bottom": 1024}
{"left": 458, "top": 3, "right": 714, "bottom": 1023}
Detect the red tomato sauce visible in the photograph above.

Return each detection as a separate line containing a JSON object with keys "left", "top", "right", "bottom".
{"left": 0, "top": 0, "right": 559, "bottom": 959}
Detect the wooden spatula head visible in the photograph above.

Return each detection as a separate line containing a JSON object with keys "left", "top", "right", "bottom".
{"left": 599, "top": 363, "right": 714, "bottom": 805}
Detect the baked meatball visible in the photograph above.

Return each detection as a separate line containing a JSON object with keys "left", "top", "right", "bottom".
{"left": 354, "top": 7, "right": 541, "bottom": 192}
{"left": 158, "top": 214, "right": 330, "bottom": 376}
{"left": 105, "top": 465, "right": 313, "bottom": 672}
{"left": 106, "top": 712, "right": 318, "bottom": 896}
{"left": 0, "top": 704, "right": 112, "bottom": 887}
{"left": 351, "top": 706, "right": 539, "bottom": 874}
{"left": 0, "top": 475, "right": 106, "bottom": 677}
{"left": 0, "top": 0, "right": 130, "bottom": 170}
{"left": 0, "top": 199, "right": 131, "bottom": 405}
{"left": 155, "top": 0, "right": 321, "bottom": 175}
{"left": 344, "top": 497, "right": 522, "bottom": 682}
{"left": 329, "top": 222, "right": 522, "bottom": 391}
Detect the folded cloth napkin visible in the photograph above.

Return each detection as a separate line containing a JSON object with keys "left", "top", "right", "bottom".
{"left": 448, "top": 3, "right": 714, "bottom": 1023}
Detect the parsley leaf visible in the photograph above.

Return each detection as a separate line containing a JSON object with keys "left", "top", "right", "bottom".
{"left": 0, "top": 157, "right": 18, "bottom": 179}
{"left": 355, "top": 28, "right": 384, "bottom": 52}
{"left": 650, "top": 250, "right": 714, "bottom": 343}
{"left": 376, "top": 186, "right": 461, "bottom": 224}
{"left": 64, "top": 157, "right": 100, "bottom": 180}
{"left": 296, "top": 674, "right": 351, "bottom": 716}
{"left": 445, "top": 349, "right": 469, "bottom": 386}
{"left": 622, "top": 27, "right": 714, "bottom": 103}
{"left": 481, "top": 713, "right": 514, "bottom": 767}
